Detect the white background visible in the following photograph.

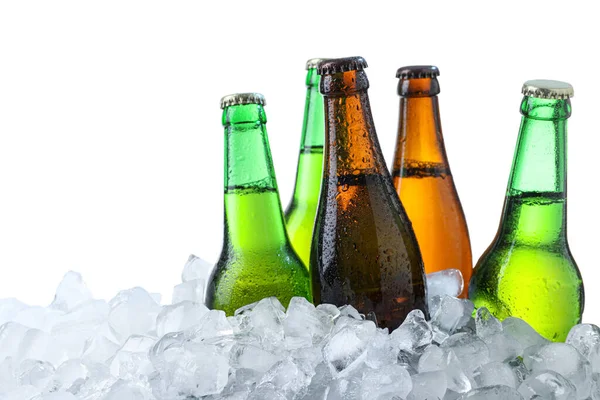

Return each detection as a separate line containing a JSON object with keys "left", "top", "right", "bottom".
{"left": 1, "top": 1, "right": 598, "bottom": 322}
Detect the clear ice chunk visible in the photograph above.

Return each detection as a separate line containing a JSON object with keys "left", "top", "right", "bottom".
{"left": 230, "top": 344, "right": 282, "bottom": 373}
{"left": 108, "top": 287, "right": 161, "bottom": 343}
{"left": 431, "top": 296, "right": 474, "bottom": 341}
{"left": 390, "top": 309, "right": 433, "bottom": 353}
{"left": 323, "top": 324, "right": 370, "bottom": 378}
{"left": 50, "top": 271, "right": 93, "bottom": 312}
{"left": 517, "top": 370, "right": 577, "bottom": 400}
{"left": 18, "top": 359, "right": 55, "bottom": 389}
{"left": 284, "top": 297, "right": 332, "bottom": 346}
{"left": 0, "top": 298, "right": 29, "bottom": 326}
{"left": 407, "top": 370, "right": 447, "bottom": 400}
{"left": 234, "top": 297, "right": 286, "bottom": 349}
{"left": 258, "top": 359, "right": 312, "bottom": 398}
{"left": 172, "top": 279, "right": 205, "bottom": 305}
{"left": 566, "top": 323, "right": 600, "bottom": 358}
{"left": 458, "top": 385, "right": 524, "bottom": 399}
{"left": 475, "top": 307, "right": 502, "bottom": 340}
{"left": 181, "top": 254, "right": 214, "bottom": 283}
{"left": 473, "top": 361, "right": 519, "bottom": 388}
{"left": 155, "top": 300, "right": 209, "bottom": 337}
{"left": 524, "top": 342, "right": 592, "bottom": 399}
{"left": 360, "top": 363, "right": 413, "bottom": 400}
{"left": 502, "top": 317, "right": 549, "bottom": 349}
{"left": 440, "top": 332, "right": 490, "bottom": 376}
{"left": 426, "top": 269, "right": 464, "bottom": 299}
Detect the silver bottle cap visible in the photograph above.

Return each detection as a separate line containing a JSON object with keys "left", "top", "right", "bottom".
{"left": 522, "top": 80, "right": 574, "bottom": 99}
{"left": 317, "top": 56, "right": 368, "bottom": 75}
{"left": 306, "top": 58, "right": 330, "bottom": 70}
{"left": 220, "top": 93, "right": 266, "bottom": 109}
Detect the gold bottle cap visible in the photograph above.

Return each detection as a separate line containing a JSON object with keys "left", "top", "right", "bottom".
{"left": 220, "top": 93, "right": 266, "bottom": 109}
{"left": 317, "top": 56, "right": 368, "bottom": 75}
{"left": 396, "top": 65, "right": 440, "bottom": 79}
{"left": 522, "top": 80, "right": 574, "bottom": 99}
{"left": 306, "top": 58, "right": 330, "bottom": 70}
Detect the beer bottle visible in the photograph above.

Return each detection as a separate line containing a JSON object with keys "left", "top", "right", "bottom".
{"left": 311, "top": 57, "right": 429, "bottom": 330}
{"left": 285, "top": 58, "right": 328, "bottom": 269}
{"left": 469, "top": 80, "right": 584, "bottom": 341}
{"left": 391, "top": 66, "right": 473, "bottom": 297}
{"left": 206, "top": 93, "right": 312, "bottom": 315}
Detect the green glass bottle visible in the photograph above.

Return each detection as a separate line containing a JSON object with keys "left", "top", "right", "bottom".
{"left": 469, "top": 80, "right": 584, "bottom": 342}
{"left": 206, "top": 93, "right": 312, "bottom": 315}
{"left": 285, "top": 58, "right": 328, "bottom": 269}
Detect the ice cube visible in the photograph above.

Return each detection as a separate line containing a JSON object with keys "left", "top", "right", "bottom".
{"left": 18, "top": 359, "right": 55, "bottom": 389}
{"left": 230, "top": 343, "right": 282, "bottom": 373}
{"left": 258, "top": 359, "right": 312, "bottom": 398}
{"left": 440, "top": 333, "right": 490, "bottom": 376}
{"left": 156, "top": 300, "right": 209, "bottom": 337}
{"left": 247, "top": 384, "right": 287, "bottom": 400}
{"left": 473, "top": 361, "right": 519, "bottom": 388}
{"left": 172, "top": 279, "right": 205, "bottom": 305}
{"left": 517, "top": 370, "right": 576, "bottom": 400}
{"left": 0, "top": 298, "right": 29, "bottom": 326}
{"left": 365, "top": 328, "right": 397, "bottom": 369}
{"left": 104, "top": 380, "right": 151, "bottom": 400}
{"left": 16, "top": 328, "right": 63, "bottom": 366}
{"left": 391, "top": 309, "right": 433, "bottom": 353}
{"left": 284, "top": 297, "right": 332, "bottom": 346}
{"left": 426, "top": 269, "right": 464, "bottom": 298}
{"left": 524, "top": 342, "right": 592, "bottom": 399}
{"left": 50, "top": 271, "right": 93, "bottom": 312}
{"left": 417, "top": 345, "right": 471, "bottom": 393}
{"left": 297, "top": 362, "right": 332, "bottom": 400}
{"left": 13, "top": 306, "right": 64, "bottom": 332}
{"left": 181, "top": 254, "right": 214, "bottom": 283}
{"left": 431, "top": 296, "right": 474, "bottom": 342}
{"left": 407, "top": 370, "right": 447, "bottom": 400}
{"left": 338, "top": 304, "right": 363, "bottom": 320}
{"left": 475, "top": 307, "right": 502, "bottom": 340}
{"left": 591, "top": 344, "right": 600, "bottom": 374}
{"left": 0, "top": 322, "right": 30, "bottom": 361}
{"left": 567, "top": 324, "right": 600, "bottom": 358}
{"left": 316, "top": 303, "right": 341, "bottom": 320}
{"left": 52, "top": 359, "right": 89, "bottom": 391}
{"left": 323, "top": 325, "right": 370, "bottom": 378}
{"left": 188, "top": 309, "right": 234, "bottom": 344}
{"left": 484, "top": 332, "right": 523, "bottom": 363}
{"left": 234, "top": 297, "right": 286, "bottom": 349}
{"left": 502, "top": 317, "right": 549, "bottom": 349}
{"left": 109, "top": 335, "right": 156, "bottom": 379}
{"left": 82, "top": 334, "right": 121, "bottom": 364}
{"left": 458, "top": 385, "right": 524, "bottom": 399}
{"left": 108, "top": 287, "right": 161, "bottom": 343}
{"left": 361, "top": 363, "right": 412, "bottom": 400}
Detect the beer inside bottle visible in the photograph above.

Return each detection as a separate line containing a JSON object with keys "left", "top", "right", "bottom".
{"left": 206, "top": 93, "right": 312, "bottom": 315}
{"left": 469, "top": 80, "right": 584, "bottom": 341}
{"left": 311, "top": 57, "right": 429, "bottom": 330}
{"left": 391, "top": 66, "right": 473, "bottom": 297}
{"left": 285, "top": 58, "right": 327, "bottom": 269}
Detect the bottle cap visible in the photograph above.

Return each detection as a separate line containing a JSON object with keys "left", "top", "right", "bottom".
{"left": 317, "top": 56, "right": 368, "bottom": 75}
{"left": 306, "top": 58, "right": 330, "bottom": 70}
{"left": 396, "top": 65, "right": 440, "bottom": 79}
{"left": 521, "top": 80, "right": 574, "bottom": 99}
{"left": 220, "top": 93, "right": 266, "bottom": 109}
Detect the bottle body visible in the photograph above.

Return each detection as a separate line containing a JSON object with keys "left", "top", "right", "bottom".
{"left": 469, "top": 88, "right": 584, "bottom": 341}
{"left": 285, "top": 64, "right": 326, "bottom": 269}
{"left": 206, "top": 96, "right": 312, "bottom": 315}
{"left": 391, "top": 70, "right": 472, "bottom": 297}
{"left": 311, "top": 58, "right": 428, "bottom": 331}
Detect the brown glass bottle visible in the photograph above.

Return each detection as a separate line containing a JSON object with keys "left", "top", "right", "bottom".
{"left": 391, "top": 66, "right": 473, "bottom": 297}
{"left": 310, "top": 57, "right": 429, "bottom": 330}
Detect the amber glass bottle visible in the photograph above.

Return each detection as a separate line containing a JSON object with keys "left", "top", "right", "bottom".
{"left": 391, "top": 66, "right": 472, "bottom": 297}
{"left": 311, "top": 57, "right": 429, "bottom": 330}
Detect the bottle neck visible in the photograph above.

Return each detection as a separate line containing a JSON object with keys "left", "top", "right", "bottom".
{"left": 222, "top": 104, "right": 288, "bottom": 250}
{"left": 392, "top": 94, "right": 449, "bottom": 175}
{"left": 498, "top": 96, "right": 570, "bottom": 245}
{"left": 291, "top": 68, "right": 325, "bottom": 205}
{"left": 321, "top": 70, "right": 386, "bottom": 177}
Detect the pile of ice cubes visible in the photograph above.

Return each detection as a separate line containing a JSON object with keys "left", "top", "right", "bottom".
{"left": 1, "top": 256, "right": 599, "bottom": 400}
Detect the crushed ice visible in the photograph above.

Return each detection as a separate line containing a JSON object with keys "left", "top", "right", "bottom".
{"left": 0, "top": 257, "right": 599, "bottom": 400}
